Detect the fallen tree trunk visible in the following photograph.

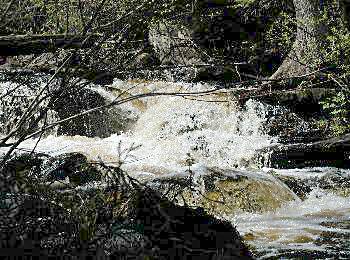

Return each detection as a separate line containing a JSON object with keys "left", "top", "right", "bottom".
{"left": 236, "top": 87, "right": 336, "bottom": 115}
{"left": 0, "top": 34, "right": 100, "bottom": 56}
{"left": 0, "top": 65, "right": 114, "bottom": 85}
{"left": 256, "top": 133, "right": 350, "bottom": 169}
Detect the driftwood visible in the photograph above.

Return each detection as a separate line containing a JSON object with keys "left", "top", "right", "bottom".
{"left": 0, "top": 34, "right": 100, "bottom": 56}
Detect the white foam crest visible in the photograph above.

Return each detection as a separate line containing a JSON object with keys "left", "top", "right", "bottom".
{"left": 129, "top": 92, "right": 274, "bottom": 170}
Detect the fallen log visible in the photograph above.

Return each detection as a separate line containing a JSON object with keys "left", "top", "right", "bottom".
{"left": 0, "top": 34, "right": 100, "bottom": 56}
{"left": 0, "top": 66, "right": 114, "bottom": 85}
{"left": 232, "top": 87, "right": 337, "bottom": 115}
{"left": 256, "top": 133, "right": 350, "bottom": 169}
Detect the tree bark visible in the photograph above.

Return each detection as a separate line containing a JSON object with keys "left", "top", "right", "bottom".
{"left": 270, "top": 0, "right": 347, "bottom": 80}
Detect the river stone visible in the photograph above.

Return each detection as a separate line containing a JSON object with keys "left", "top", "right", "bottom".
{"left": 318, "top": 172, "right": 350, "bottom": 197}
{"left": 148, "top": 167, "right": 297, "bottom": 215}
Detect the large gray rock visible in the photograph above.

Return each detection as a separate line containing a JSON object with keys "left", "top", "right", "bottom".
{"left": 148, "top": 21, "right": 204, "bottom": 81}
{"left": 149, "top": 21, "right": 202, "bottom": 67}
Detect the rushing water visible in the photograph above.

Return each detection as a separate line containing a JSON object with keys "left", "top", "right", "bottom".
{"left": 1, "top": 79, "right": 349, "bottom": 258}
{"left": 232, "top": 168, "right": 350, "bottom": 259}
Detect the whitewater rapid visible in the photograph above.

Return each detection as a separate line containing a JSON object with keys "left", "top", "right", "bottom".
{"left": 1, "top": 79, "right": 349, "bottom": 258}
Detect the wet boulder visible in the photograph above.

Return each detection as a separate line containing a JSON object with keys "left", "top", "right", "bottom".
{"left": 42, "top": 152, "right": 101, "bottom": 185}
{"left": 148, "top": 167, "right": 297, "bottom": 216}
{"left": 51, "top": 87, "right": 133, "bottom": 138}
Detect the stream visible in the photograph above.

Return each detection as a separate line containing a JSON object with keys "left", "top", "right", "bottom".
{"left": 1, "top": 79, "right": 349, "bottom": 258}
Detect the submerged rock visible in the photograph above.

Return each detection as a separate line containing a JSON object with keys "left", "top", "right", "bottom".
{"left": 254, "top": 88, "right": 337, "bottom": 117}
{"left": 262, "top": 109, "right": 324, "bottom": 144}
{"left": 148, "top": 167, "right": 297, "bottom": 215}
{"left": 0, "top": 75, "right": 59, "bottom": 137}
{"left": 272, "top": 168, "right": 350, "bottom": 199}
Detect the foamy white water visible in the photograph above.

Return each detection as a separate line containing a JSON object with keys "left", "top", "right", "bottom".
{"left": 2, "top": 80, "right": 276, "bottom": 174}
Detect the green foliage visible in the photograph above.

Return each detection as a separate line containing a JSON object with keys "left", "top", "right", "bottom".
{"left": 317, "top": 4, "right": 350, "bottom": 136}
{"left": 234, "top": 0, "right": 256, "bottom": 8}
{"left": 265, "top": 11, "right": 295, "bottom": 55}
{"left": 320, "top": 90, "right": 350, "bottom": 136}
{"left": 318, "top": 3, "right": 350, "bottom": 68}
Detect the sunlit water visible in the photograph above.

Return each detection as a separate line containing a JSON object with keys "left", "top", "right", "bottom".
{"left": 1, "top": 79, "right": 349, "bottom": 258}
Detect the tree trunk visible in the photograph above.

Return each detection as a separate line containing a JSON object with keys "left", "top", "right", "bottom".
{"left": 270, "top": 0, "right": 346, "bottom": 80}
{"left": 271, "top": 0, "right": 322, "bottom": 80}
